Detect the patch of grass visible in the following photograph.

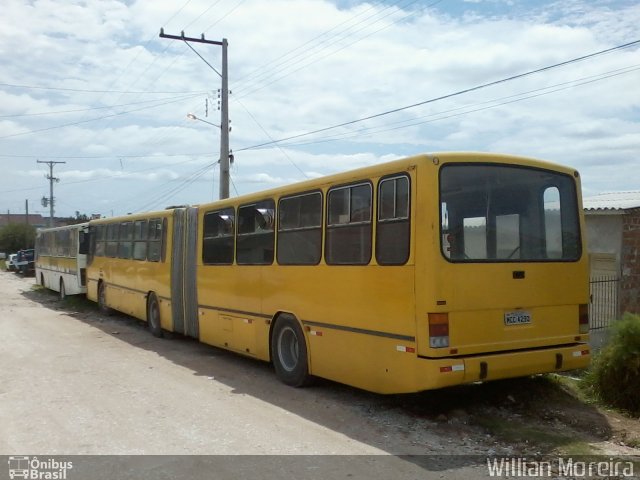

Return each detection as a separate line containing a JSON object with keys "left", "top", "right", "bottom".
{"left": 29, "top": 284, "right": 97, "bottom": 312}
{"left": 475, "top": 416, "right": 594, "bottom": 455}
{"left": 547, "top": 374, "right": 593, "bottom": 405}
{"left": 31, "top": 284, "right": 54, "bottom": 295}
{"left": 60, "top": 295, "right": 96, "bottom": 312}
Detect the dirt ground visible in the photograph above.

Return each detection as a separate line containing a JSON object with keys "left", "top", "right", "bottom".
{"left": 1, "top": 271, "right": 639, "bottom": 478}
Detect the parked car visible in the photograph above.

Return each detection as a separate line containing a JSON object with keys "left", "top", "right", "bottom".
{"left": 14, "top": 249, "right": 35, "bottom": 276}
{"left": 5, "top": 253, "right": 17, "bottom": 271}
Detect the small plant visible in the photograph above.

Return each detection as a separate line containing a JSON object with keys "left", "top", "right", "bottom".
{"left": 582, "top": 313, "right": 640, "bottom": 416}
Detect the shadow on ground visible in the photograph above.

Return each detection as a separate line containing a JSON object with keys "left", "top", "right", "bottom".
{"left": 21, "top": 285, "right": 619, "bottom": 469}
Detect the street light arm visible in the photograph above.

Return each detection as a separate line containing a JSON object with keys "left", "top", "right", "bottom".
{"left": 186, "top": 113, "right": 221, "bottom": 129}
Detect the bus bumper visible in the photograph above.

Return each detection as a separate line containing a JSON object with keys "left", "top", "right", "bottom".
{"left": 414, "top": 344, "right": 590, "bottom": 391}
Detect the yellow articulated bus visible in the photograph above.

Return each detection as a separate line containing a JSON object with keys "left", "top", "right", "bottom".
{"left": 85, "top": 152, "right": 590, "bottom": 394}
{"left": 35, "top": 223, "right": 90, "bottom": 299}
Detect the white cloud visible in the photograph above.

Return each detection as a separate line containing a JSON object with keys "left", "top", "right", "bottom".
{"left": 0, "top": 0, "right": 639, "bottom": 217}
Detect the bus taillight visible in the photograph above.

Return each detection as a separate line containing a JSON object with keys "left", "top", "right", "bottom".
{"left": 428, "top": 313, "right": 449, "bottom": 348}
{"left": 579, "top": 304, "right": 589, "bottom": 334}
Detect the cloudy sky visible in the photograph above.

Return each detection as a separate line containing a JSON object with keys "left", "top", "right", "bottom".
{"left": 1, "top": 0, "right": 638, "bottom": 218}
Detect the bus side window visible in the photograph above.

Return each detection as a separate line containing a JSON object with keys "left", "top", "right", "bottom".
{"left": 95, "top": 225, "right": 106, "bottom": 257}
{"left": 106, "top": 223, "right": 119, "bottom": 258}
{"left": 376, "top": 175, "right": 410, "bottom": 265}
{"left": 78, "top": 230, "right": 89, "bottom": 255}
{"left": 277, "top": 192, "right": 322, "bottom": 265}
{"left": 118, "top": 222, "right": 134, "bottom": 259}
{"left": 325, "top": 182, "right": 372, "bottom": 265}
{"left": 237, "top": 200, "right": 275, "bottom": 265}
{"left": 133, "top": 220, "right": 148, "bottom": 261}
{"left": 147, "top": 218, "right": 163, "bottom": 262}
{"left": 203, "top": 208, "right": 235, "bottom": 265}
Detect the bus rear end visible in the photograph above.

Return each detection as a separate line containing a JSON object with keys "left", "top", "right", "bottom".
{"left": 416, "top": 156, "right": 590, "bottom": 388}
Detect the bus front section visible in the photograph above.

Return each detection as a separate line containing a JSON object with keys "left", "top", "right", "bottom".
{"left": 418, "top": 159, "right": 590, "bottom": 389}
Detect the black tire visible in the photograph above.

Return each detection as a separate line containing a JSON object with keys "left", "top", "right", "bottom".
{"left": 97, "top": 281, "right": 112, "bottom": 315}
{"left": 271, "top": 315, "right": 312, "bottom": 387}
{"left": 59, "top": 279, "right": 66, "bottom": 301}
{"left": 147, "top": 293, "right": 163, "bottom": 338}
{"left": 40, "top": 273, "right": 45, "bottom": 288}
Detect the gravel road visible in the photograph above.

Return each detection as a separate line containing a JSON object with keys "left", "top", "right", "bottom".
{"left": 0, "top": 272, "right": 521, "bottom": 478}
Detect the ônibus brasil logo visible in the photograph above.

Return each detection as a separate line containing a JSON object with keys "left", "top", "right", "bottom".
{"left": 7, "top": 456, "right": 73, "bottom": 480}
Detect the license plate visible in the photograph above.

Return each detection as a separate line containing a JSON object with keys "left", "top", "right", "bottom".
{"left": 504, "top": 311, "right": 531, "bottom": 325}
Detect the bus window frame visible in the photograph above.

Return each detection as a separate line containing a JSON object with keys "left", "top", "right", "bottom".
{"left": 438, "top": 162, "right": 582, "bottom": 263}
{"left": 236, "top": 199, "right": 276, "bottom": 266}
{"left": 376, "top": 173, "right": 411, "bottom": 266}
{"left": 202, "top": 207, "right": 236, "bottom": 266}
{"left": 325, "top": 181, "right": 373, "bottom": 266}
{"left": 277, "top": 190, "right": 323, "bottom": 266}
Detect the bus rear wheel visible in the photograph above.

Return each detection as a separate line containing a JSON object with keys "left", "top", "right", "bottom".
{"left": 59, "top": 279, "right": 66, "bottom": 301}
{"left": 271, "top": 315, "right": 312, "bottom": 387}
{"left": 147, "top": 293, "right": 163, "bottom": 338}
{"left": 40, "top": 273, "right": 45, "bottom": 288}
{"left": 97, "top": 281, "right": 112, "bottom": 315}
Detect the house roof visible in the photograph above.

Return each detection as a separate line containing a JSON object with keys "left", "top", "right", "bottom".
{"left": 583, "top": 191, "right": 640, "bottom": 212}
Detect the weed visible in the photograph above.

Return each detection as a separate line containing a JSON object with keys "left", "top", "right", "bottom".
{"left": 582, "top": 313, "right": 640, "bottom": 416}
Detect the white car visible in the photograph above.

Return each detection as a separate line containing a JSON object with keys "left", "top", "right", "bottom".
{"left": 5, "top": 254, "right": 17, "bottom": 271}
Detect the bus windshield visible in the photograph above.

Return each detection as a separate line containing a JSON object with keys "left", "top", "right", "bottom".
{"left": 440, "top": 163, "right": 581, "bottom": 262}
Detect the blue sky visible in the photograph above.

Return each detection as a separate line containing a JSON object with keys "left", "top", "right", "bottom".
{"left": 0, "top": 0, "right": 638, "bottom": 218}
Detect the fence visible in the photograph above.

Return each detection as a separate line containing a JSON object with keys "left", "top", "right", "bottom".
{"left": 589, "top": 276, "right": 620, "bottom": 330}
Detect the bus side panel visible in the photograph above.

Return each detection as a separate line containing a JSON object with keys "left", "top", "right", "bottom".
{"left": 263, "top": 265, "right": 416, "bottom": 392}
{"left": 198, "top": 265, "right": 267, "bottom": 359}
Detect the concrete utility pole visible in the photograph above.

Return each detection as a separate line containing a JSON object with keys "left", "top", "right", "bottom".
{"left": 37, "top": 160, "right": 66, "bottom": 227}
{"left": 159, "top": 29, "right": 231, "bottom": 200}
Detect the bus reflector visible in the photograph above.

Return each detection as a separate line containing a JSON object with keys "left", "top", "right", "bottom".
{"left": 572, "top": 349, "right": 590, "bottom": 357}
{"left": 396, "top": 345, "right": 415, "bottom": 353}
{"left": 428, "top": 313, "right": 449, "bottom": 348}
{"left": 440, "top": 365, "right": 464, "bottom": 373}
{"left": 579, "top": 304, "right": 589, "bottom": 334}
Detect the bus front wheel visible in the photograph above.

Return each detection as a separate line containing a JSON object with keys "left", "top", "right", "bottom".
{"left": 147, "top": 293, "right": 163, "bottom": 338}
{"left": 271, "top": 315, "right": 312, "bottom": 387}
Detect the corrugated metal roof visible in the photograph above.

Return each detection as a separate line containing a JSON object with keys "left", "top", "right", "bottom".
{"left": 583, "top": 191, "right": 640, "bottom": 211}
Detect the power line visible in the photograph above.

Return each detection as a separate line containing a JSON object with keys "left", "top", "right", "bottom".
{"left": 0, "top": 152, "right": 214, "bottom": 159}
{"left": 130, "top": 162, "right": 216, "bottom": 213}
{"left": 202, "top": 0, "right": 247, "bottom": 31}
{"left": 235, "top": 38, "right": 640, "bottom": 152}
{"left": 235, "top": 0, "right": 437, "bottom": 98}
{"left": 0, "top": 157, "right": 214, "bottom": 194}
{"left": 234, "top": 98, "right": 308, "bottom": 179}
{"left": 0, "top": 82, "right": 204, "bottom": 95}
{"left": 0, "top": 93, "right": 209, "bottom": 119}
{"left": 233, "top": 0, "right": 403, "bottom": 90}
{"left": 0, "top": 94, "right": 201, "bottom": 140}
{"left": 268, "top": 64, "right": 640, "bottom": 149}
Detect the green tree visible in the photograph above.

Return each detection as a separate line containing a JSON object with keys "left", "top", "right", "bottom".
{"left": 0, "top": 224, "right": 36, "bottom": 253}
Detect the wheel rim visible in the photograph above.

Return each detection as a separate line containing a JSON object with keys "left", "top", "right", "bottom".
{"left": 150, "top": 301, "right": 159, "bottom": 328}
{"left": 277, "top": 326, "right": 299, "bottom": 372}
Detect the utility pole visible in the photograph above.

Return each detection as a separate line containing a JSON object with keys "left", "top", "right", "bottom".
{"left": 159, "top": 29, "right": 230, "bottom": 199}
{"left": 25, "top": 199, "right": 29, "bottom": 225}
{"left": 37, "top": 160, "right": 66, "bottom": 227}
